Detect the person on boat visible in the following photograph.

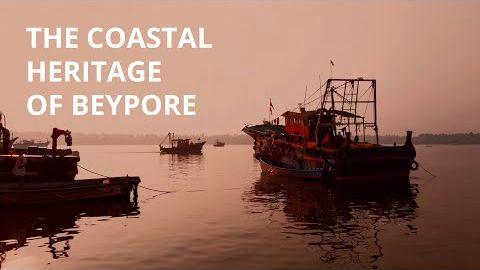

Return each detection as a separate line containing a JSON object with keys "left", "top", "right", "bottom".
{"left": 335, "top": 132, "right": 345, "bottom": 148}
{"left": 320, "top": 132, "right": 333, "bottom": 148}
{"left": 12, "top": 153, "right": 27, "bottom": 191}
{"left": 340, "top": 132, "right": 352, "bottom": 149}
{"left": 0, "top": 123, "right": 11, "bottom": 154}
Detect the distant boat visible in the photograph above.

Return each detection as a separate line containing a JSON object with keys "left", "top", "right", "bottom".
{"left": 159, "top": 132, "right": 205, "bottom": 154}
{"left": 213, "top": 140, "right": 225, "bottom": 147}
{"left": 13, "top": 139, "right": 50, "bottom": 149}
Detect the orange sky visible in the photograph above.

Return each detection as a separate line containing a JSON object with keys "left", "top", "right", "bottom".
{"left": 0, "top": 1, "right": 479, "bottom": 135}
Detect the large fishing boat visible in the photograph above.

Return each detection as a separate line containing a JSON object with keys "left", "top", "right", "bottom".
{"left": 159, "top": 132, "right": 206, "bottom": 154}
{"left": 243, "top": 78, "right": 417, "bottom": 182}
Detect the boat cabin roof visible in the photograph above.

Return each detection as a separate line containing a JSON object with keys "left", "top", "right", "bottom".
{"left": 282, "top": 108, "right": 363, "bottom": 120}
{"left": 171, "top": 138, "right": 190, "bottom": 142}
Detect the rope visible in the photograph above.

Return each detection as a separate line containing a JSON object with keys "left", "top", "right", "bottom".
{"left": 138, "top": 185, "right": 174, "bottom": 194}
{"left": 419, "top": 162, "right": 437, "bottom": 178}
{"left": 159, "top": 134, "right": 170, "bottom": 145}
{"left": 270, "top": 80, "right": 328, "bottom": 121}
{"left": 77, "top": 164, "right": 110, "bottom": 178}
{"left": 77, "top": 163, "right": 173, "bottom": 194}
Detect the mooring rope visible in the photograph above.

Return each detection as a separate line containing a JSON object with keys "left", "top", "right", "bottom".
{"left": 77, "top": 164, "right": 110, "bottom": 178}
{"left": 77, "top": 163, "right": 173, "bottom": 194}
{"left": 137, "top": 185, "right": 173, "bottom": 194}
{"left": 418, "top": 162, "right": 437, "bottom": 178}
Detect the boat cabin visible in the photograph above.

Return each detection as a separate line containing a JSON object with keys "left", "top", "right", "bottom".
{"left": 171, "top": 138, "right": 192, "bottom": 147}
{"left": 282, "top": 108, "right": 319, "bottom": 143}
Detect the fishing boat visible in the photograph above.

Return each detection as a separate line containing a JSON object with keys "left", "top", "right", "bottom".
{"left": 159, "top": 132, "right": 206, "bottom": 154}
{"left": 13, "top": 139, "right": 50, "bottom": 149}
{"left": 243, "top": 78, "right": 417, "bottom": 183}
{"left": 0, "top": 113, "right": 140, "bottom": 204}
{"left": 213, "top": 140, "right": 225, "bottom": 147}
{"left": 0, "top": 176, "right": 140, "bottom": 205}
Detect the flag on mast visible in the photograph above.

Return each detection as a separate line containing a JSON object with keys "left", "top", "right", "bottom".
{"left": 269, "top": 99, "right": 274, "bottom": 115}
{"left": 329, "top": 60, "right": 334, "bottom": 78}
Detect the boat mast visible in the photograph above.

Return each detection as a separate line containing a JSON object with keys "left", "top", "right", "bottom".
{"left": 373, "top": 80, "right": 378, "bottom": 144}
{"left": 329, "top": 81, "right": 337, "bottom": 135}
{"left": 315, "top": 79, "right": 331, "bottom": 145}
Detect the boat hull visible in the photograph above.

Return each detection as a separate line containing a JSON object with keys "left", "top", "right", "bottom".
{"left": 259, "top": 158, "right": 324, "bottom": 180}
{"left": 258, "top": 144, "right": 414, "bottom": 183}
{"left": 0, "top": 154, "right": 79, "bottom": 183}
{"left": 334, "top": 145, "right": 414, "bottom": 183}
{"left": 0, "top": 176, "right": 140, "bottom": 205}
{"left": 160, "top": 141, "right": 205, "bottom": 154}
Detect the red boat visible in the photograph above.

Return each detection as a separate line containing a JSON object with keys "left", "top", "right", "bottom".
{"left": 243, "top": 78, "right": 417, "bottom": 183}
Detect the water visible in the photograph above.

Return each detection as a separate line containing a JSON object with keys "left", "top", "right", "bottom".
{"left": 1, "top": 145, "right": 479, "bottom": 269}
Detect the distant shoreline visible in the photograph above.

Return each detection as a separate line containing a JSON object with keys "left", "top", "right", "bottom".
{"left": 11, "top": 132, "right": 480, "bottom": 145}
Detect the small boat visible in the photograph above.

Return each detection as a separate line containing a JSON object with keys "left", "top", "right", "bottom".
{"left": 213, "top": 140, "right": 225, "bottom": 147}
{"left": 159, "top": 132, "right": 205, "bottom": 154}
{"left": 0, "top": 176, "right": 140, "bottom": 206}
{"left": 13, "top": 139, "right": 50, "bottom": 149}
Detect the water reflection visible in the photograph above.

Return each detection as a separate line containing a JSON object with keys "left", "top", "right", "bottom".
{"left": 160, "top": 153, "right": 205, "bottom": 181}
{"left": 0, "top": 201, "right": 139, "bottom": 268}
{"left": 244, "top": 176, "right": 418, "bottom": 268}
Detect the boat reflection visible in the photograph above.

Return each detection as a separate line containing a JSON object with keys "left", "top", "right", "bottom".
{"left": 244, "top": 176, "right": 418, "bottom": 268}
{"left": 161, "top": 153, "right": 205, "bottom": 179}
{"left": 0, "top": 200, "right": 139, "bottom": 268}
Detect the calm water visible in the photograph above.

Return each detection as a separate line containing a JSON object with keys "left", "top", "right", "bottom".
{"left": 1, "top": 145, "right": 479, "bottom": 269}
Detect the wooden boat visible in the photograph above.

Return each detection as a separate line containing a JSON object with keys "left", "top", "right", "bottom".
{"left": 0, "top": 176, "right": 140, "bottom": 205}
{"left": 213, "top": 140, "right": 225, "bottom": 147}
{"left": 159, "top": 132, "right": 205, "bottom": 154}
{"left": 0, "top": 126, "right": 80, "bottom": 183}
{"left": 243, "top": 78, "right": 417, "bottom": 182}
{"left": 0, "top": 114, "right": 141, "bottom": 205}
{"left": 0, "top": 152, "right": 80, "bottom": 183}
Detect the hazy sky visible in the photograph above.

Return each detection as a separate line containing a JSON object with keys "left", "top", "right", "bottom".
{"left": 0, "top": 1, "right": 479, "bottom": 135}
